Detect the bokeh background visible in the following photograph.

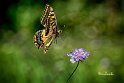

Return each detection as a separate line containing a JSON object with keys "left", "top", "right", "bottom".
{"left": 0, "top": 0, "right": 124, "bottom": 83}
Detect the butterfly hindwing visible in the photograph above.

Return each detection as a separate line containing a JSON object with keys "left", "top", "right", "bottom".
{"left": 34, "top": 30, "right": 44, "bottom": 49}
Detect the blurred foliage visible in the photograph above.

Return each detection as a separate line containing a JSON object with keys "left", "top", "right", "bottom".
{"left": 0, "top": 0, "right": 124, "bottom": 83}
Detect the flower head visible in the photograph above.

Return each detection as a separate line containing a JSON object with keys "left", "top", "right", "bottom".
{"left": 67, "top": 48, "right": 90, "bottom": 63}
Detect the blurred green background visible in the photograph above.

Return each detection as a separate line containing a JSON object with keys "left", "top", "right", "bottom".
{"left": 0, "top": 0, "right": 124, "bottom": 83}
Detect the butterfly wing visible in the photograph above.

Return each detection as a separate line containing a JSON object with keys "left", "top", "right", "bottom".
{"left": 49, "top": 5, "right": 62, "bottom": 39}
{"left": 42, "top": 17, "right": 55, "bottom": 53}
{"left": 44, "top": 34, "right": 56, "bottom": 53}
{"left": 41, "top": 4, "right": 58, "bottom": 35}
{"left": 41, "top": 4, "right": 51, "bottom": 36}
{"left": 42, "top": 5, "right": 58, "bottom": 53}
{"left": 41, "top": 4, "right": 50, "bottom": 27}
{"left": 34, "top": 30, "right": 44, "bottom": 49}
{"left": 33, "top": 29, "right": 52, "bottom": 50}
{"left": 49, "top": 5, "right": 58, "bottom": 35}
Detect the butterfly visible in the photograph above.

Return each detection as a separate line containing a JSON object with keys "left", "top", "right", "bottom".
{"left": 34, "top": 4, "right": 62, "bottom": 53}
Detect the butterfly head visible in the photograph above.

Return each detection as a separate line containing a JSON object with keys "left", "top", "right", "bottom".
{"left": 57, "top": 30, "right": 62, "bottom": 35}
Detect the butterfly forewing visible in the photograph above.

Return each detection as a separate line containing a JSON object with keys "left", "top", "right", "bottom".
{"left": 41, "top": 4, "right": 50, "bottom": 27}
{"left": 49, "top": 6, "right": 58, "bottom": 33}
{"left": 41, "top": 4, "right": 58, "bottom": 34}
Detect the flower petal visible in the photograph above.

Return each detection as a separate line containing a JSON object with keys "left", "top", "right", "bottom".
{"left": 75, "top": 48, "right": 79, "bottom": 52}
{"left": 80, "top": 56, "right": 85, "bottom": 60}
{"left": 75, "top": 48, "right": 84, "bottom": 53}
{"left": 80, "top": 52, "right": 90, "bottom": 59}
{"left": 67, "top": 52, "right": 74, "bottom": 56}
{"left": 84, "top": 52, "right": 90, "bottom": 57}
{"left": 78, "top": 48, "right": 84, "bottom": 52}
{"left": 70, "top": 58, "right": 76, "bottom": 63}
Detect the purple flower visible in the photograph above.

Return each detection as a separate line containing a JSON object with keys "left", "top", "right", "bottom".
{"left": 67, "top": 48, "right": 90, "bottom": 63}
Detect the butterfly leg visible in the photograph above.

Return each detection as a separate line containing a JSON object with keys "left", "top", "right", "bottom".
{"left": 54, "top": 38, "right": 57, "bottom": 44}
{"left": 44, "top": 46, "right": 48, "bottom": 53}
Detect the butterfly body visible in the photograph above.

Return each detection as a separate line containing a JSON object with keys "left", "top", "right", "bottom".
{"left": 34, "top": 4, "right": 62, "bottom": 53}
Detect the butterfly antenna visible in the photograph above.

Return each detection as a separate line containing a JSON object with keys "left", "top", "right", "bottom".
{"left": 66, "top": 61, "right": 80, "bottom": 83}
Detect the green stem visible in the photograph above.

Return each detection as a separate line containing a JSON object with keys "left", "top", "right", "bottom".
{"left": 66, "top": 61, "right": 80, "bottom": 83}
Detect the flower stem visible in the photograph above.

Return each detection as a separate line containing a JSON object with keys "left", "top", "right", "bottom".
{"left": 66, "top": 61, "right": 80, "bottom": 83}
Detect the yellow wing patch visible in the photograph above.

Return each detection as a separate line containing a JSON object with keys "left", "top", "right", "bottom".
{"left": 33, "top": 4, "right": 62, "bottom": 53}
